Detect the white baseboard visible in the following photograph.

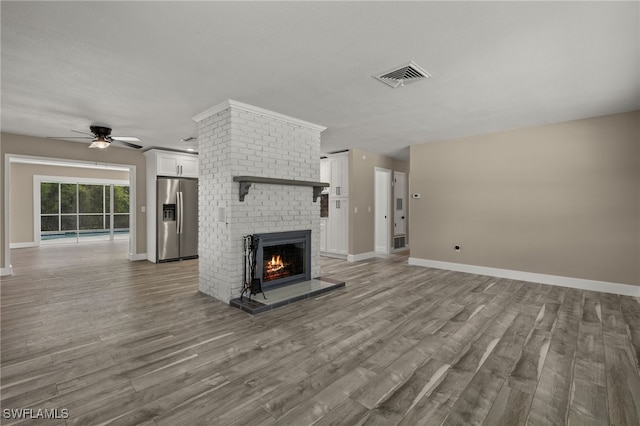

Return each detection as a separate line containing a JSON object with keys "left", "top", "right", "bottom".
{"left": 1, "top": 266, "right": 13, "bottom": 276}
{"left": 347, "top": 251, "right": 377, "bottom": 262}
{"left": 408, "top": 257, "right": 640, "bottom": 297}
{"left": 128, "top": 252, "right": 148, "bottom": 261}
{"left": 320, "top": 252, "right": 348, "bottom": 260}
{"left": 10, "top": 242, "right": 38, "bottom": 249}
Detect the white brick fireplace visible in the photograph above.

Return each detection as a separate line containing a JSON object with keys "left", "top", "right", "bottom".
{"left": 193, "top": 100, "right": 326, "bottom": 303}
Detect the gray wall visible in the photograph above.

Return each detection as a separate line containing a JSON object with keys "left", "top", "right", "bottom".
{"left": 409, "top": 110, "right": 640, "bottom": 286}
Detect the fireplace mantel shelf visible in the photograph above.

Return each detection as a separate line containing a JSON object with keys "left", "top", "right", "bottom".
{"left": 233, "top": 176, "right": 330, "bottom": 202}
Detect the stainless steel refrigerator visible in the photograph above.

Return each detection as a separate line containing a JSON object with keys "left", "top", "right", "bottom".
{"left": 157, "top": 177, "right": 198, "bottom": 262}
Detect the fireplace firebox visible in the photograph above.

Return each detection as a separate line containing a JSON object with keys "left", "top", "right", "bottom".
{"left": 254, "top": 230, "right": 311, "bottom": 290}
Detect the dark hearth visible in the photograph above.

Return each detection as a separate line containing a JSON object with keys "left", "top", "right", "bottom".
{"left": 230, "top": 277, "right": 346, "bottom": 315}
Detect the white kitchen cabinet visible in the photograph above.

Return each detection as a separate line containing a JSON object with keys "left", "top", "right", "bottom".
{"left": 329, "top": 153, "right": 348, "bottom": 197}
{"left": 154, "top": 150, "right": 199, "bottom": 178}
{"left": 326, "top": 198, "right": 349, "bottom": 255}
{"left": 321, "top": 152, "right": 350, "bottom": 257}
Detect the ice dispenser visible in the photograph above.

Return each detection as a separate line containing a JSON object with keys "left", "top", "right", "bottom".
{"left": 162, "top": 204, "right": 176, "bottom": 221}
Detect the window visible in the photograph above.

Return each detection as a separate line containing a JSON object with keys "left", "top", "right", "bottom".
{"left": 113, "top": 185, "right": 130, "bottom": 230}
{"left": 40, "top": 182, "right": 59, "bottom": 232}
{"left": 39, "top": 181, "right": 130, "bottom": 243}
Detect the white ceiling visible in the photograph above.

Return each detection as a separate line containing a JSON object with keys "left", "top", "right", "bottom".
{"left": 2, "top": 2, "right": 639, "bottom": 160}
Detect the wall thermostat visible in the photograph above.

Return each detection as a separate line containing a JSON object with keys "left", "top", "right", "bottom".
{"left": 412, "top": 193, "right": 421, "bottom": 199}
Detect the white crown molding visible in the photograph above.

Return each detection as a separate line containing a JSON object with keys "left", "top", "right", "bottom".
{"left": 347, "top": 251, "right": 377, "bottom": 262}
{"left": 9, "top": 153, "right": 130, "bottom": 171}
{"left": 408, "top": 258, "right": 640, "bottom": 297}
{"left": 192, "top": 99, "right": 327, "bottom": 132}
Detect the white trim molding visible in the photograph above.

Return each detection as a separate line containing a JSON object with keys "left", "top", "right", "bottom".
{"left": 10, "top": 242, "right": 38, "bottom": 249}
{"left": 0, "top": 266, "right": 12, "bottom": 276}
{"left": 3, "top": 154, "right": 11, "bottom": 276}
{"left": 347, "top": 251, "right": 377, "bottom": 262}
{"left": 33, "top": 175, "right": 130, "bottom": 247}
{"left": 320, "top": 252, "right": 348, "bottom": 260}
{"left": 192, "top": 99, "right": 327, "bottom": 132}
{"left": 129, "top": 252, "right": 148, "bottom": 261}
{"left": 408, "top": 258, "right": 640, "bottom": 297}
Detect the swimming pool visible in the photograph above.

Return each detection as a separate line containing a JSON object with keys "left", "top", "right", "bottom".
{"left": 41, "top": 230, "right": 129, "bottom": 241}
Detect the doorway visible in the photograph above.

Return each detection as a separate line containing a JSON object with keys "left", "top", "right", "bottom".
{"left": 375, "top": 168, "right": 391, "bottom": 254}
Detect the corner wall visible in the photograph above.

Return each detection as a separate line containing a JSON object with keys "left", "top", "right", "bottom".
{"left": 409, "top": 110, "right": 640, "bottom": 286}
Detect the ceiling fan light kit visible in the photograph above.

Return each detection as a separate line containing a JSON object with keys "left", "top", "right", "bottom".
{"left": 48, "top": 125, "right": 143, "bottom": 149}
{"left": 88, "top": 136, "right": 110, "bottom": 149}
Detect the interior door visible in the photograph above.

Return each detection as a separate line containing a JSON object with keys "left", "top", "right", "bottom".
{"left": 394, "top": 171, "right": 406, "bottom": 236}
{"left": 375, "top": 168, "right": 391, "bottom": 254}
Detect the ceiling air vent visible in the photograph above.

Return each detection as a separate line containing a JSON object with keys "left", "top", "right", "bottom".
{"left": 374, "top": 61, "right": 431, "bottom": 88}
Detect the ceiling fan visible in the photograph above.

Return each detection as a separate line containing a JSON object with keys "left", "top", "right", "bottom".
{"left": 48, "top": 126, "right": 143, "bottom": 149}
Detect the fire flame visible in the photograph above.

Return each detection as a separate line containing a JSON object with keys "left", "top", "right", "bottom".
{"left": 267, "top": 255, "right": 285, "bottom": 272}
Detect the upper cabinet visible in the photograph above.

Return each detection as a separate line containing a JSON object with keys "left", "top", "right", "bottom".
{"left": 150, "top": 150, "right": 199, "bottom": 178}
{"left": 320, "top": 158, "right": 330, "bottom": 193}
{"left": 327, "top": 152, "right": 348, "bottom": 197}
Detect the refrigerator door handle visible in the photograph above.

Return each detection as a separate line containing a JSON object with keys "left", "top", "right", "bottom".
{"left": 176, "top": 191, "right": 182, "bottom": 234}
{"left": 179, "top": 191, "right": 184, "bottom": 234}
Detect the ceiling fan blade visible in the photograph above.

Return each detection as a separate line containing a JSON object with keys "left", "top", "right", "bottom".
{"left": 111, "top": 136, "right": 141, "bottom": 142}
{"left": 113, "top": 140, "right": 143, "bottom": 149}
{"left": 70, "top": 129, "right": 95, "bottom": 137}
{"left": 46, "top": 136, "right": 92, "bottom": 140}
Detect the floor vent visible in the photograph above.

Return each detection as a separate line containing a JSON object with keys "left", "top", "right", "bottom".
{"left": 374, "top": 61, "right": 430, "bottom": 88}
{"left": 394, "top": 236, "right": 406, "bottom": 249}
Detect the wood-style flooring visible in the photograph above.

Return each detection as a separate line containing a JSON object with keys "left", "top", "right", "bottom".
{"left": 1, "top": 241, "right": 639, "bottom": 425}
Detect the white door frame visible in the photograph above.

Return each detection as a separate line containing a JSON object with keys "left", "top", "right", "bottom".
{"left": 33, "top": 176, "right": 130, "bottom": 245}
{"left": 374, "top": 167, "right": 391, "bottom": 254}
